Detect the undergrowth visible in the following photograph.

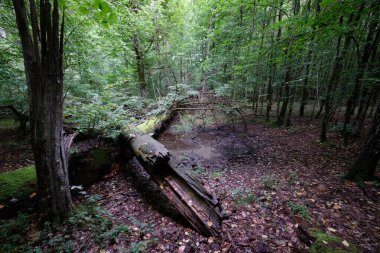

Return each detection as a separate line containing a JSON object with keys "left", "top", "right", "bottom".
{"left": 288, "top": 201, "right": 310, "bottom": 221}
{"left": 229, "top": 186, "right": 256, "bottom": 206}
{"left": 0, "top": 194, "right": 158, "bottom": 252}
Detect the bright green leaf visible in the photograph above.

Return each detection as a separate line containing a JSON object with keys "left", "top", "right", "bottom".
{"left": 78, "top": 6, "right": 90, "bottom": 15}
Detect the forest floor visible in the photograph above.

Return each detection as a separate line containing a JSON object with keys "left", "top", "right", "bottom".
{"left": 0, "top": 112, "right": 379, "bottom": 253}
{"left": 0, "top": 119, "right": 33, "bottom": 173}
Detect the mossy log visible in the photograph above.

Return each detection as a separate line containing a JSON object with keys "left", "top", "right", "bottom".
{"left": 122, "top": 133, "right": 222, "bottom": 236}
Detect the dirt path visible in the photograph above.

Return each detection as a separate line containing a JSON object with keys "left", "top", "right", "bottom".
{"left": 84, "top": 118, "right": 379, "bottom": 252}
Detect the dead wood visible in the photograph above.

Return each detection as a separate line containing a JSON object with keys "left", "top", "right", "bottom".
{"left": 175, "top": 107, "right": 215, "bottom": 111}
{"left": 124, "top": 133, "right": 223, "bottom": 236}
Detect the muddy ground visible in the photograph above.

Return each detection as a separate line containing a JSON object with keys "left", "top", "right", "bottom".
{"left": 1, "top": 113, "right": 380, "bottom": 252}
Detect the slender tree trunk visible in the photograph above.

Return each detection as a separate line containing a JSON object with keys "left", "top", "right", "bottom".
{"left": 299, "top": 0, "right": 314, "bottom": 117}
{"left": 345, "top": 102, "right": 380, "bottom": 181}
{"left": 344, "top": 5, "right": 380, "bottom": 144}
{"left": 13, "top": 0, "right": 72, "bottom": 220}
{"left": 277, "top": 59, "right": 291, "bottom": 125}
{"left": 132, "top": 35, "right": 148, "bottom": 98}
{"left": 276, "top": 0, "right": 299, "bottom": 126}
{"left": 320, "top": 23, "right": 343, "bottom": 142}
{"left": 266, "top": 7, "right": 277, "bottom": 122}
{"left": 286, "top": 91, "right": 294, "bottom": 126}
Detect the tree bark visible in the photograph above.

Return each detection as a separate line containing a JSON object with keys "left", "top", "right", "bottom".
{"left": 124, "top": 134, "right": 222, "bottom": 236}
{"left": 12, "top": 0, "right": 72, "bottom": 220}
{"left": 345, "top": 102, "right": 380, "bottom": 181}
{"left": 343, "top": 4, "right": 380, "bottom": 144}
{"left": 132, "top": 35, "right": 148, "bottom": 98}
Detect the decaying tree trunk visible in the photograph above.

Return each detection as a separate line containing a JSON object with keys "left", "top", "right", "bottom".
{"left": 122, "top": 133, "right": 222, "bottom": 236}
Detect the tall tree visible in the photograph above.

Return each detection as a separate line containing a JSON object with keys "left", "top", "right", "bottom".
{"left": 12, "top": 0, "right": 72, "bottom": 219}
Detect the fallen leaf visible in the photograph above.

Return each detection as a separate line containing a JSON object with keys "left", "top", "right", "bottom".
{"left": 178, "top": 245, "right": 186, "bottom": 253}
{"left": 327, "top": 227, "right": 336, "bottom": 233}
{"left": 29, "top": 192, "right": 37, "bottom": 199}
{"left": 342, "top": 240, "right": 349, "bottom": 247}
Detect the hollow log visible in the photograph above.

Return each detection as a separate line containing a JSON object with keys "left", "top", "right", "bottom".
{"left": 123, "top": 133, "right": 222, "bottom": 236}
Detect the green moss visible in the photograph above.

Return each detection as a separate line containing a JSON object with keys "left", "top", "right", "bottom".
{"left": 0, "top": 165, "right": 37, "bottom": 203}
{"left": 0, "top": 118, "right": 16, "bottom": 129}
{"left": 309, "top": 228, "right": 361, "bottom": 253}
{"left": 136, "top": 114, "right": 167, "bottom": 133}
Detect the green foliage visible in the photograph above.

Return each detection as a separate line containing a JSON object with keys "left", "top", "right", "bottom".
{"left": 0, "top": 118, "right": 17, "bottom": 129}
{"left": 40, "top": 196, "right": 130, "bottom": 250}
{"left": 65, "top": 85, "right": 133, "bottom": 138}
{"left": 287, "top": 201, "right": 310, "bottom": 221}
{"left": 98, "top": 224, "right": 130, "bottom": 245}
{"left": 229, "top": 186, "right": 255, "bottom": 206}
{"left": 260, "top": 175, "right": 278, "bottom": 190}
{"left": 192, "top": 165, "right": 204, "bottom": 176}
{"left": 127, "top": 217, "right": 158, "bottom": 252}
{"left": 0, "top": 165, "right": 36, "bottom": 203}
{"left": 0, "top": 213, "right": 33, "bottom": 252}
{"left": 45, "top": 235, "right": 76, "bottom": 253}
{"left": 172, "top": 113, "right": 195, "bottom": 133}
{"left": 210, "top": 170, "right": 223, "bottom": 179}
{"left": 308, "top": 228, "right": 360, "bottom": 253}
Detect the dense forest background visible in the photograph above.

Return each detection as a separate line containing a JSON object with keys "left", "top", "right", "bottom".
{"left": 1, "top": 0, "right": 379, "bottom": 140}
{"left": 0, "top": 0, "right": 379, "bottom": 252}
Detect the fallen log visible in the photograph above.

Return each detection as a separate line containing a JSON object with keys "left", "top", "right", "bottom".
{"left": 123, "top": 133, "right": 222, "bottom": 236}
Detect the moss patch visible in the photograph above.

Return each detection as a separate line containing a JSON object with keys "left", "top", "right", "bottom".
{"left": 0, "top": 165, "right": 37, "bottom": 203}
{"left": 309, "top": 228, "right": 361, "bottom": 253}
{"left": 137, "top": 114, "right": 167, "bottom": 133}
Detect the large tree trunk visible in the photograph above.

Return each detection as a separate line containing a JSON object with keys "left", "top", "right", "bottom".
{"left": 123, "top": 134, "right": 222, "bottom": 236}
{"left": 345, "top": 102, "right": 380, "bottom": 181}
{"left": 13, "top": 0, "right": 72, "bottom": 220}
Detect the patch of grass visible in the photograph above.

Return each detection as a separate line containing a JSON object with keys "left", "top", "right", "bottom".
{"left": 260, "top": 175, "right": 278, "bottom": 190}
{"left": 0, "top": 118, "right": 16, "bottom": 129}
{"left": 0, "top": 165, "right": 36, "bottom": 203}
{"left": 309, "top": 228, "right": 360, "bottom": 253}
{"left": 288, "top": 201, "right": 310, "bottom": 221}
